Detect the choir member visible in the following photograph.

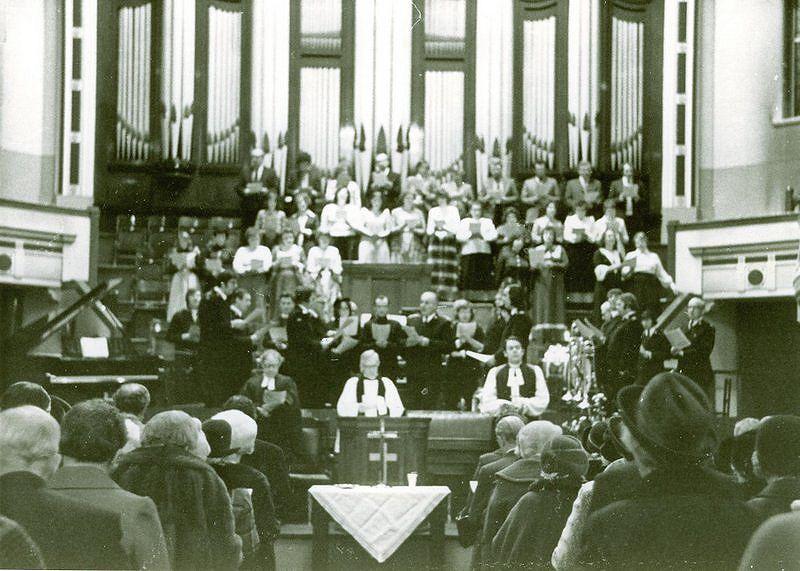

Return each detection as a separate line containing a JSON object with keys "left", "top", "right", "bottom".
{"left": 167, "top": 231, "right": 201, "bottom": 321}
{"left": 359, "top": 295, "right": 407, "bottom": 380}
{"left": 622, "top": 231, "right": 677, "bottom": 316}
{"left": 403, "top": 291, "right": 453, "bottom": 409}
{"left": 490, "top": 284, "right": 532, "bottom": 366}
{"left": 287, "top": 191, "right": 319, "bottom": 250}
{"left": 483, "top": 290, "right": 510, "bottom": 357}
{"left": 284, "top": 289, "right": 328, "bottom": 408}
{"left": 608, "top": 162, "right": 642, "bottom": 221}
{"left": 336, "top": 350, "right": 404, "bottom": 417}
{"left": 369, "top": 152, "right": 401, "bottom": 209}
{"left": 481, "top": 157, "right": 518, "bottom": 221}
{"left": 406, "top": 159, "right": 438, "bottom": 209}
{"left": 531, "top": 201, "right": 565, "bottom": 244}
{"left": 426, "top": 190, "right": 461, "bottom": 300}
{"left": 322, "top": 298, "right": 362, "bottom": 398}
{"left": 593, "top": 199, "right": 630, "bottom": 245}
{"left": 199, "top": 226, "right": 234, "bottom": 285}
{"left": 530, "top": 226, "right": 569, "bottom": 328}
{"left": 673, "top": 297, "right": 716, "bottom": 393}
{"left": 324, "top": 158, "right": 361, "bottom": 207}
{"left": 233, "top": 226, "right": 273, "bottom": 316}
{"left": 496, "top": 207, "right": 525, "bottom": 251}
{"left": 390, "top": 190, "right": 427, "bottom": 263}
{"left": 592, "top": 229, "right": 626, "bottom": 323}
{"left": 521, "top": 161, "right": 560, "bottom": 220}
{"left": 564, "top": 161, "right": 603, "bottom": 214}
{"left": 457, "top": 201, "right": 498, "bottom": 292}
{"left": 479, "top": 336, "right": 550, "bottom": 418}
{"left": 320, "top": 186, "right": 358, "bottom": 260}
{"left": 355, "top": 190, "right": 392, "bottom": 263}
{"left": 563, "top": 201, "right": 598, "bottom": 293}
{"left": 445, "top": 299, "right": 486, "bottom": 410}
{"left": 238, "top": 148, "right": 279, "bottom": 227}
{"left": 443, "top": 169, "right": 474, "bottom": 215}
{"left": 636, "top": 309, "right": 670, "bottom": 386}
{"left": 254, "top": 190, "right": 287, "bottom": 247}
{"left": 167, "top": 288, "right": 202, "bottom": 350}
{"left": 496, "top": 237, "right": 530, "bottom": 290}
{"left": 306, "top": 229, "right": 343, "bottom": 322}
{"left": 286, "top": 151, "right": 323, "bottom": 209}
{"left": 267, "top": 229, "right": 305, "bottom": 321}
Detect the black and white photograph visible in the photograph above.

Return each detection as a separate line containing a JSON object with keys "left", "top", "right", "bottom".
{"left": 1, "top": 0, "right": 799, "bottom": 568}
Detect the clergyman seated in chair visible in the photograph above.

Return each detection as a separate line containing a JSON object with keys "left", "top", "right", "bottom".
{"left": 336, "top": 350, "right": 404, "bottom": 417}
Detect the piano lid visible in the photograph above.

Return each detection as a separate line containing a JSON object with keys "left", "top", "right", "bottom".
{"left": 6, "top": 278, "right": 125, "bottom": 355}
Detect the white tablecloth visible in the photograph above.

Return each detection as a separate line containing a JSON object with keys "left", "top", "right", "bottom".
{"left": 309, "top": 485, "right": 450, "bottom": 563}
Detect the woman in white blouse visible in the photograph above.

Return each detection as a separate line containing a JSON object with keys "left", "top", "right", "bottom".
{"left": 563, "top": 201, "right": 598, "bottom": 293}
{"left": 592, "top": 199, "right": 629, "bottom": 245}
{"left": 320, "top": 186, "right": 358, "bottom": 260}
{"left": 427, "top": 190, "right": 462, "bottom": 300}
{"left": 390, "top": 190, "right": 427, "bottom": 263}
{"left": 456, "top": 201, "right": 498, "bottom": 292}
{"left": 592, "top": 229, "right": 626, "bottom": 321}
{"left": 355, "top": 190, "right": 392, "bottom": 263}
{"left": 324, "top": 159, "right": 361, "bottom": 207}
{"left": 233, "top": 227, "right": 273, "bottom": 316}
{"left": 268, "top": 229, "right": 306, "bottom": 320}
{"left": 531, "top": 201, "right": 565, "bottom": 244}
{"left": 622, "top": 231, "right": 677, "bottom": 316}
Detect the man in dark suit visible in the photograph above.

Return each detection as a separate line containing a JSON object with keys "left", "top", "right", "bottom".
{"left": 564, "top": 161, "right": 603, "bottom": 214}
{"left": 0, "top": 406, "right": 130, "bottom": 570}
{"left": 605, "top": 293, "right": 643, "bottom": 405}
{"left": 369, "top": 152, "right": 402, "bottom": 209}
{"left": 403, "top": 291, "right": 453, "bottom": 409}
{"left": 359, "top": 295, "right": 406, "bottom": 380}
{"left": 239, "top": 348, "right": 305, "bottom": 466}
{"left": 284, "top": 289, "right": 328, "bottom": 407}
{"left": 636, "top": 309, "right": 671, "bottom": 386}
{"left": 286, "top": 151, "right": 323, "bottom": 212}
{"left": 673, "top": 297, "right": 716, "bottom": 393}
{"left": 49, "top": 399, "right": 169, "bottom": 570}
{"left": 199, "top": 272, "right": 260, "bottom": 405}
{"left": 238, "top": 148, "right": 280, "bottom": 226}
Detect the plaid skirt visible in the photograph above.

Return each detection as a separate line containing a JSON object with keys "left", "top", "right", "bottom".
{"left": 428, "top": 234, "right": 459, "bottom": 297}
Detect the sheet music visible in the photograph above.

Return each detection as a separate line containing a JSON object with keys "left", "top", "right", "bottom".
{"left": 664, "top": 328, "right": 692, "bottom": 350}
{"left": 80, "top": 337, "right": 110, "bottom": 358}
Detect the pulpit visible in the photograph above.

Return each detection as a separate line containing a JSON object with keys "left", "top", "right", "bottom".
{"left": 336, "top": 416, "right": 431, "bottom": 485}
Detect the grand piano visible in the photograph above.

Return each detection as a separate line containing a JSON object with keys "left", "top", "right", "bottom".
{"left": 3, "top": 279, "right": 163, "bottom": 403}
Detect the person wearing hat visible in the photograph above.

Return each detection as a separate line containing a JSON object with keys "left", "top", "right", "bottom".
{"left": 747, "top": 415, "right": 800, "bottom": 521}
{"left": 565, "top": 161, "right": 603, "bottom": 215}
{"left": 580, "top": 372, "right": 758, "bottom": 569}
{"left": 491, "top": 434, "right": 589, "bottom": 567}
{"left": 672, "top": 296, "right": 716, "bottom": 393}
{"left": 635, "top": 308, "right": 670, "bottom": 386}
{"left": 238, "top": 147, "right": 279, "bottom": 227}
{"left": 369, "top": 152, "right": 401, "bottom": 209}
{"left": 203, "top": 411, "right": 280, "bottom": 570}
{"left": 480, "top": 157, "right": 518, "bottom": 223}
{"left": 478, "top": 421, "right": 563, "bottom": 566}
{"left": 603, "top": 292, "right": 643, "bottom": 405}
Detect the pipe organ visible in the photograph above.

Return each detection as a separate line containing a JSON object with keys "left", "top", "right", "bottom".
{"left": 299, "top": 67, "right": 341, "bottom": 171}
{"left": 521, "top": 16, "right": 556, "bottom": 170}
{"left": 566, "top": 0, "right": 601, "bottom": 168}
{"left": 610, "top": 17, "right": 644, "bottom": 170}
{"left": 205, "top": 5, "right": 241, "bottom": 164}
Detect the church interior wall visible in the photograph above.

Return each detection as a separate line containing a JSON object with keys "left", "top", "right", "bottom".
{"left": 695, "top": 0, "right": 800, "bottom": 221}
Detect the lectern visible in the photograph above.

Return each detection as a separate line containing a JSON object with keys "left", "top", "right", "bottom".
{"left": 336, "top": 416, "right": 431, "bottom": 485}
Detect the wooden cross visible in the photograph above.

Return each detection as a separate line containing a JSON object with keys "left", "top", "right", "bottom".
{"left": 367, "top": 418, "right": 398, "bottom": 485}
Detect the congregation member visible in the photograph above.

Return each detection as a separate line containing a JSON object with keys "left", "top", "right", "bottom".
{"left": 287, "top": 191, "right": 319, "bottom": 250}
{"left": 564, "top": 161, "right": 603, "bottom": 214}
{"left": 167, "top": 288, "right": 202, "bottom": 350}
{"left": 563, "top": 200, "right": 597, "bottom": 292}
{"left": 530, "top": 200, "right": 564, "bottom": 244}
{"left": 254, "top": 190, "right": 287, "bottom": 247}
{"left": 725, "top": 427, "right": 764, "bottom": 500}
{"left": 592, "top": 229, "right": 625, "bottom": 322}
{"left": 358, "top": 295, "right": 407, "bottom": 380}
{"left": 530, "top": 226, "right": 569, "bottom": 328}
{"left": 49, "top": 399, "right": 169, "bottom": 571}
{"left": 747, "top": 415, "right": 800, "bottom": 521}
{"left": 579, "top": 373, "right": 758, "bottom": 568}
{"left": 593, "top": 199, "right": 630, "bottom": 245}
{"left": 324, "top": 159, "right": 361, "bottom": 207}
{"left": 520, "top": 161, "right": 560, "bottom": 220}
{"left": 390, "top": 190, "right": 427, "bottom": 263}
{"left": 604, "top": 292, "right": 643, "bottom": 403}
{"left": 622, "top": 231, "right": 677, "bottom": 316}
{"left": 112, "top": 382, "right": 151, "bottom": 423}
{"left": 636, "top": 309, "right": 670, "bottom": 385}
{"left": 0, "top": 515, "right": 44, "bottom": 569}
{"left": 369, "top": 152, "right": 402, "bottom": 209}
{"left": 478, "top": 421, "right": 564, "bottom": 567}
{"left": 426, "top": 190, "right": 462, "bottom": 300}
{"left": 404, "top": 291, "right": 453, "bottom": 409}
{"left": 443, "top": 169, "right": 474, "bottom": 215}
{"left": 481, "top": 157, "right": 518, "bottom": 221}
{"left": 355, "top": 190, "right": 392, "bottom": 263}
{"left": 673, "top": 296, "right": 716, "bottom": 394}
{"left": 445, "top": 299, "right": 486, "bottom": 409}
{"left": 492, "top": 435, "right": 590, "bottom": 568}
{"left": 284, "top": 289, "right": 328, "bottom": 408}
{"left": 267, "top": 229, "right": 305, "bottom": 321}
{"left": 457, "top": 201, "right": 498, "bottom": 292}
{"left": 239, "top": 348, "right": 304, "bottom": 465}
{"left": 305, "top": 229, "right": 343, "bottom": 321}
{"left": 336, "top": 350, "right": 405, "bottom": 417}
{"left": 114, "top": 410, "right": 242, "bottom": 570}
{"left": 0, "top": 381, "right": 51, "bottom": 412}
{"left": 0, "top": 406, "right": 130, "bottom": 570}
{"left": 739, "top": 512, "right": 800, "bottom": 570}
{"left": 480, "top": 336, "right": 550, "bottom": 418}
{"left": 238, "top": 148, "right": 278, "bottom": 227}
{"left": 203, "top": 410, "right": 280, "bottom": 570}
{"left": 320, "top": 186, "right": 358, "bottom": 260}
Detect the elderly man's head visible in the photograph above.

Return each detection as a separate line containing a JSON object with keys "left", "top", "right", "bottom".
{"left": 419, "top": 291, "right": 438, "bottom": 317}
{"left": 687, "top": 297, "right": 706, "bottom": 321}
{"left": 141, "top": 411, "right": 210, "bottom": 460}
{"left": 0, "top": 382, "right": 51, "bottom": 413}
{"left": 60, "top": 399, "right": 127, "bottom": 465}
{"left": 495, "top": 415, "right": 525, "bottom": 449}
{"left": 360, "top": 350, "right": 381, "bottom": 380}
{"left": 0, "top": 406, "right": 61, "bottom": 479}
{"left": 257, "top": 348, "right": 284, "bottom": 378}
{"left": 113, "top": 383, "right": 151, "bottom": 419}
{"left": 517, "top": 420, "right": 563, "bottom": 459}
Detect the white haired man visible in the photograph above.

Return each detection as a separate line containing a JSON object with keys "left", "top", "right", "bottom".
{"left": 336, "top": 350, "right": 404, "bottom": 417}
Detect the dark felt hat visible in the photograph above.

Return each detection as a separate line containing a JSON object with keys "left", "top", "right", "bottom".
{"left": 617, "top": 371, "right": 716, "bottom": 465}
{"left": 755, "top": 415, "right": 800, "bottom": 477}
{"left": 582, "top": 419, "right": 624, "bottom": 463}
{"left": 541, "top": 435, "right": 589, "bottom": 479}
{"left": 202, "top": 419, "right": 236, "bottom": 458}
